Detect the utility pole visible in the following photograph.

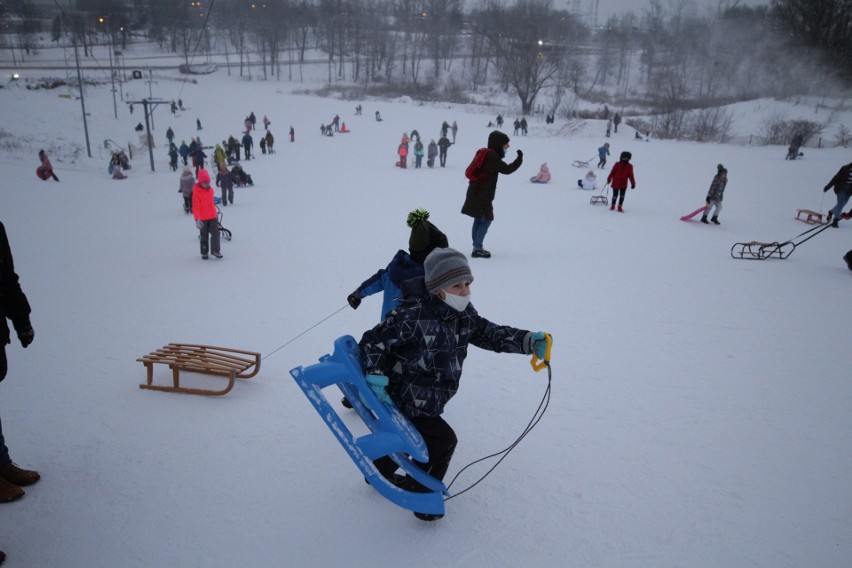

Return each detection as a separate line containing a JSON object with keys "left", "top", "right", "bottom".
{"left": 145, "top": 70, "right": 158, "bottom": 130}
{"left": 55, "top": 0, "right": 91, "bottom": 157}
{"left": 125, "top": 98, "right": 172, "bottom": 172}
{"left": 71, "top": 16, "right": 92, "bottom": 157}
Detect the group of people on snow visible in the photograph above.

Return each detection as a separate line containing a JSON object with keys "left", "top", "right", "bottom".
{"left": 396, "top": 126, "right": 453, "bottom": 169}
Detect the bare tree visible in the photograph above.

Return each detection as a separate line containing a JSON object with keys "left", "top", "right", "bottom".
{"left": 772, "top": 0, "right": 852, "bottom": 82}
{"left": 479, "top": 0, "right": 578, "bottom": 114}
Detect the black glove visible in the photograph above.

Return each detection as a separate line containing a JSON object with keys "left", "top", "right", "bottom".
{"left": 17, "top": 326, "right": 34, "bottom": 348}
{"left": 347, "top": 293, "right": 362, "bottom": 309}
{"left": 823, "top": 187, "right": 830, "bottom": 192}
{"left": 516, "top": 149, "right": 523, "bottom": 159}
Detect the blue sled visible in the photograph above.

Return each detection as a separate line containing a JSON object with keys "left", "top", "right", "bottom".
{"left": 289, "top": 335, "right": 448, "bottom": 516}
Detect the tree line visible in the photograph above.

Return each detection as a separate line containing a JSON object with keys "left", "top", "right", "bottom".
{"left": 1, "top": 0, "right": 849, "bottom": 117}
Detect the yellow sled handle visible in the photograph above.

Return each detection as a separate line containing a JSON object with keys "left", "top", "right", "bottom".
{"left": 530, "top": 333, "right": 553, "bottom": 372}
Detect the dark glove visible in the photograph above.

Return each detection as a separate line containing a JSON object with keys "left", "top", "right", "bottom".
{"left": 823, "top": 187, "right": 830, "bottom": 192}
{"left": 516, "top": 149, "right": 523, "bottom": 159}
{"left": 17, "top": 325, "right": 34, "bottom": 348}
{"left": 347, "top": 293, "right": 362, "bottom": 309}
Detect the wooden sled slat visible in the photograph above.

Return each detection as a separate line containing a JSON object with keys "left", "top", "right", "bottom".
{"left": 137, "top": 343, "right": 261, "bottom": 396}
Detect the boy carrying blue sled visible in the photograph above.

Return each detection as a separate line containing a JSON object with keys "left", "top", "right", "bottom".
{"left": 292, "top": 247, "right": 552, "bottom": 521}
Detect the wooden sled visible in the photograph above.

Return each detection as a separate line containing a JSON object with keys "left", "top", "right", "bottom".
{"left": 796, "top": 209, "right": 823, "bottom": 225}
{"left": 137, "top": 343, "right": 261, "bottom": 396}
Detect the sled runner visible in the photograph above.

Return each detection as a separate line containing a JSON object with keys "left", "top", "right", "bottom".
{"left": 137, "top": 343, "right": 261, "bottom": 396}
{"left": 731, "top": 221, "right": 834, "bottom": 260}
{"left": 290, "top": 335, "right": 448, "bottom": 517}
{"left": 590, "top": 183, "right": 609, "bottom": 205}
{"left": 680, "top": 206, "right": 706, "bottom": 222}
{"left": 217, "top": 206, "right": 232, "bottom": 241}
{"left": 572, "top": 155, "right": 595, "bottom": 168}
{"left": 795, "top": 209, "right": 823, "bottom": 225}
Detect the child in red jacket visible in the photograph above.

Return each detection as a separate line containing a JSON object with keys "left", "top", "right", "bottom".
{"left": 191, "top": 169, "right": 222, "bottom": 260}
{"left": 606, "top": 151, "right": 636, "bottom": 212}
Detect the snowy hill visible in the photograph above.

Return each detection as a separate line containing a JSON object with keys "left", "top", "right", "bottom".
{"left": 0, "top": 59, "right": 851, "bottom": 567}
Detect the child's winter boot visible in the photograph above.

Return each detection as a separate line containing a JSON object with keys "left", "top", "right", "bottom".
{"left": 711, "top": 216, "right": 720, "bottom": 225}
{"left": 617, "top": 205, "right": 624, "bottom": 212}
{"left": 701, "top": 215, "right": 709, "bottom": 224}
{"left": 610, "top": 203, "right": 615, "bottom": 211}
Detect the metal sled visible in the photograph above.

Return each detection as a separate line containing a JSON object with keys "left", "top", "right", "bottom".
{"left": 590, "top": 184, "right": 609, "bottom": 205}
{"left": 217, "top": 206, "right": 232, "bottom": 241}
{"left": 731, "top": 221, "right": 834, "bottom": 260}
{"left": 572, "top": 155, "right": 595, "bottom": 168}
{"left": 290, "top": 335, "right": 448, "bottom": 517}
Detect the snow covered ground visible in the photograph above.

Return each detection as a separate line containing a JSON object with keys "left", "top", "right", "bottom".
{"left": 1, "top": 56, "right": 851, "bottom": 567}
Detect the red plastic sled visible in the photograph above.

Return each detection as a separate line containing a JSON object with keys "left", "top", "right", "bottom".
{"left": 680, "top": 206, "right": 705, "bottom": 222}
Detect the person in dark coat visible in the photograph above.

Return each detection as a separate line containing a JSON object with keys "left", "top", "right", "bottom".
{"left": 0, "top": 221, "right": 40, "bottom": 515}
{"left": 437, "top": 135, "right": 451, "bottom": 167}
{"left": 192, "top": 145, "right": 207, "bottom": 174}
{"left": 427, "top": 139, "right": 438, "bottom": 168}
{"left": 265, "top": 131, "right": 274, "bottom": 154}
{"left": 178, "top": 141, "right": 190, "bottom": 166}
{"left": 228, "top": 135, "right": 240, "bottom": 161}
{"left": 460, "top": 130, "right": 523, "bottom": 258}
{"left": 358, "top": 247, "right": 550, "bottom": 521}
{"left": 823, "top": 160, "right": 852, "bottom": 228}
{"left": 168, "top": 143, "right": 179, "bottom": 172}
{"left": 242, "top": 132, "right": 253, "bottom": 160}
{"left": 217, "top": 163, "right": 236, "bottom": 206}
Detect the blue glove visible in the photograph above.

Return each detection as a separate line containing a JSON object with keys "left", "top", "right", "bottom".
{"left": 365, "top": 374, "right": 391, "bottom": 404}
{"left": 530, "top": 331, "right": 549, "bottom": 360}
{"left": 196, "top": 220, "right": 203, "bottom": 230}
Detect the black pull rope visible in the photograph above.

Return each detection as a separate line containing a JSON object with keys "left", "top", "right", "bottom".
{"left": 444, "top": 363, "right": 552, "bottom": 501}
{"left": 261, "top": 304, "right": 349, "bottom": 362}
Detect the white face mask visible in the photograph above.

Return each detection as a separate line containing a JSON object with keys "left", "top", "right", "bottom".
{"left": 441, "top": 290, "right": 471, "bottom": 312}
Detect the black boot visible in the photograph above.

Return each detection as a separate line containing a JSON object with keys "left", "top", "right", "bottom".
{"left": 701, "top": 215, "right": 709, "bottom": 224}
{"left": 711, "top": 216, "right": 720, "bottom": 225}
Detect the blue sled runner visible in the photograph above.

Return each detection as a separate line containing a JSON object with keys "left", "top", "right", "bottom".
{"left": 290, "top": 335, "right": 448, "bottom": 516}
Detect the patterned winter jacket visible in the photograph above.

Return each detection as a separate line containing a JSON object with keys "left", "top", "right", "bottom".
{"left": 706, "top": 173, "right": 727, "bottom": 202}
{"left": 359, "top": 279, "right": 533, "bottom": 419}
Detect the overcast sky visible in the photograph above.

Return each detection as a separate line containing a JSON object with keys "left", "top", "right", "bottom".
{"left": 558, "top": 0, "right": 771, "bottom": 25}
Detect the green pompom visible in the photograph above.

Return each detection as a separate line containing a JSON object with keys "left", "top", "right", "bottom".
{"left": 407, "top": 208, "right": 430, "bottom": 228}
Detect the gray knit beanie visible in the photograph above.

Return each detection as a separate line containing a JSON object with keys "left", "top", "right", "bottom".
{"left": 424, "top": 247, "right": 474, "bottom": 293}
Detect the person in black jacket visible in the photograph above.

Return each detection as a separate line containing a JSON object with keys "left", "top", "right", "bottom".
{"left": 460, "top": 130, "right": 523, "bottom": 258}
{"left": 0, "top": 222, "right": 40, "bottom": 514}
{"left": 823, "top": 161, "right": 852, "bottom": 228}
